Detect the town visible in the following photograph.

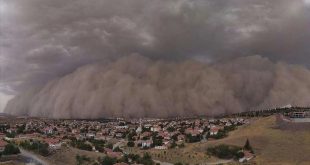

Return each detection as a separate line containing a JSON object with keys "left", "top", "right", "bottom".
{"left": 0, "top": 106, "right": 309, "bottom": 165}
{"left": 0, "top": 114, "right": 253, "bottom": 165}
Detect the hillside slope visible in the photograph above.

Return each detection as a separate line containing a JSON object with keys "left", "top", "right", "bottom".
{"left": 193, "top": 116, "right": 310, "bottom": 165}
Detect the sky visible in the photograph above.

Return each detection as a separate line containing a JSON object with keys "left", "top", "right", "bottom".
{"left": 1, "top": 0, "right": 310, "bottom": 116}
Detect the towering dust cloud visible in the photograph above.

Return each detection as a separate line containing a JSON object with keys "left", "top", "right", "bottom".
{"left": 5, "top": 55, "right": 310, "bottom": 118}
{"left": 1, "top": 0, "right": 310, "bottom": 118}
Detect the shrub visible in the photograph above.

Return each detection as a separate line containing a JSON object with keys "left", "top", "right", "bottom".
{"left": 207, "top": 144, "right": 241, "bottom": 159}
{"left": 236, "top": 151, "right": 245, "bottom": 159}
{"left": 5, "top": 132, "right": 16, "bottom": 138}
{"left": 137, "top": 152, "right": 154, "bottom": 165}
{"left": 113, "top": 146, "right": 122, "bottom": 152}
{"left": 170, "top": 141, "right": 177, "bottom": 149}
{"left": 179, "top": 143, "right": 185, "bottom": 148}
{"left": 127, "top": 141, "right": 135, "bottom": 147}
{"left": 244, "top": 139, "right": 254, "bottom": 153}
{"left": 175, "top": 163, "right": 183, "bottom": 165}
{"left": 19, "top": 140, "right": 49, "bottom": 156}
{"left": 2, "top": 144, "right": 20, "bottom": 155}
{"left": 105, "top": 143, "right": 113, "bottom": 149}
{"left": 76, "top": 154, "right": 91, "bottom": 165}
{"left": 101, "top": 156, "right": 117, "bottom": 165}
{"left": 77, "top": 142, "right": 92, "bottom": 151}
{"left": 185, "top": 134, "right": 202, "bottom": 143}
{"left": 71, "top": 140, "right": 92, "bottom": 151}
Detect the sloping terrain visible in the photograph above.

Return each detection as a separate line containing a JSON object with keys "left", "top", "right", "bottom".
{"left": 43, "top": 147, "right": 104, "bottom": 165}
{"left": 193, "top": 116, "right": 310, "bottom": 165}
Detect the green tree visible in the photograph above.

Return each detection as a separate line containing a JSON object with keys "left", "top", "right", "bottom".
{"left": 2, "top": 144, "right": 20, "bottom": 155}
{"left": 236, "top": 151, "right": 245, "bottom": 159}
{"left": 127, "top": 141, "right": 135, "bottom": 147}
{"left": 178, "top": 143, "right": 185, "bottom": 148}
{"left": 101, "top": 156, "right": 117, "bottom": 165}
{"left": 76, "top": 155, "right": 91, "bottom": 165}
{"left": 170, "top": 141, "right": 177, "bottom": 149}
{"left": 207, "top": 144, "right": 241, "bottom": 159}
{"left": 5, "top": 132, "right": 16, "bottom": 138}
{"left": 137, "top": 152, "right": 154, "bottom": 165}
{"left": 105, "top": 143, "right": 113, "bottom": 149}
{"left": 17, "top": 124, "right": 26, "bottom": 134}
{"left": 244, "top": 138, "right": 254, "bottom": 153}
{"left": 113, "top": 146, "right": 122, "bottom": 152}
{"left": 167, "top": 127, "right": 175, "bottom": 132}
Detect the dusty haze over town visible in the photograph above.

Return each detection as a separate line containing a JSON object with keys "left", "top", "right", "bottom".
{"left": 1, "top": 0, "right": 310, "bottom": 118}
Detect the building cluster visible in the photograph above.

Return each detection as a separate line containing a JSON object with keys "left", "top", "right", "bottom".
{"left": 0, "top": 117, "right": 249, "bottom": 155}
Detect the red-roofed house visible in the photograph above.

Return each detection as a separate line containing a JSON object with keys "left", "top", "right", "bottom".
{"left": 44, "top": 138, "right": 61, "bottom": 149}
{"left": 239, "top": 150, "right": 254, "bottom": 162}
{"left": 210, "top": 127, "right": 220, "bottom": 135}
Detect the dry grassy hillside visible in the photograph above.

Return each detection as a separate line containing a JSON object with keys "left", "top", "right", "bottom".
{"left": 193, "top": 116, "right": 310, "bottom": 165}
{"left": 127, "top": 116, "right": 310, "bottom": 165}
{"left": 44, "top": 147, "right": 104, "bottom": 165}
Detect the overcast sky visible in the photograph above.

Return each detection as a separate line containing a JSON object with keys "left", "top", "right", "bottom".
{"left": 1, "top": 0, "right": 310, "bottom": 112}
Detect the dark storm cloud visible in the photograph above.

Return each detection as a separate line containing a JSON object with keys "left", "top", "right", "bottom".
{"left": 6, "top": 55, "right": 310, "bottom": 118}
{"left": 1, "top": 0, "right": 310, "bottom": 117}
{"left": 1, "top": 0, "right": 309, "bottom": 91}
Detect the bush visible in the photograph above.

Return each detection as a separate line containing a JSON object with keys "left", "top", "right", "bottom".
{"left": 207, "top": 129, "right": 227, "bottom": 139}
{"left": 137, "top": 152, "right": 154, "bottom": 165}
{"left": 127, "top": 131, "right": 137, "bottom": 141}
{"left": 77, "top": 143, "right": 92, "bottom": 151}
{"left": 71, "top": 140, "right": 92, "bottom": 151}
{"left": 153, "top": 136, "right": 163, "bottom": 146}
{"left": 90, "top": 139, "right": 106, "bottom": 152}
{"left": 101, "top": 156, "right": 117, "bottom": 165}
{"left": 17, "top": 124, "right": 26, "bottom": 134}
{"left": 224, "top": 125, "right": 236, "bottom": 132}
{"left": 127, "top": 153, "right": 141, "bottom": 162}
{"left": 20, "top": 140, "right": 49, "bottom": 156}
{"left": 175, "top": 163, "right": 183, "bottom": 165}
{"left": 179, "top": 143, "right": 185, "bottom": 148}
{"left": 5, "top": 132, "right": 16, "bottom": 138}
{"left": 236, "top": 151, "right": 245, "bottom": 159}
{"left": 127, "top": 141, "right": 135, "bottom": 147}
{"left": 167, "top": 127, "right": 175, "bottom": 132}
{"left": 113, "top": 146, "right": 122, "bottom": 152}
{"left": 76, "top": 154, "right": 91, "bottom": 165}
{"left": 105, "top": 143, "right": 113, "bottom": 149}
{"left": 185, "top": 134, "right": 202, "bottom": 143}
{"left": 244, "top": 139, "right": 254, "bottom": 153}
{"left": 207, "top": 144, "right": 241, "bottom": 159}
{"left": 2, "top": 144, "right": 20, "bottom": 155}
{"left": 170, "top": 141, "right": 177, "bottom": 149}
